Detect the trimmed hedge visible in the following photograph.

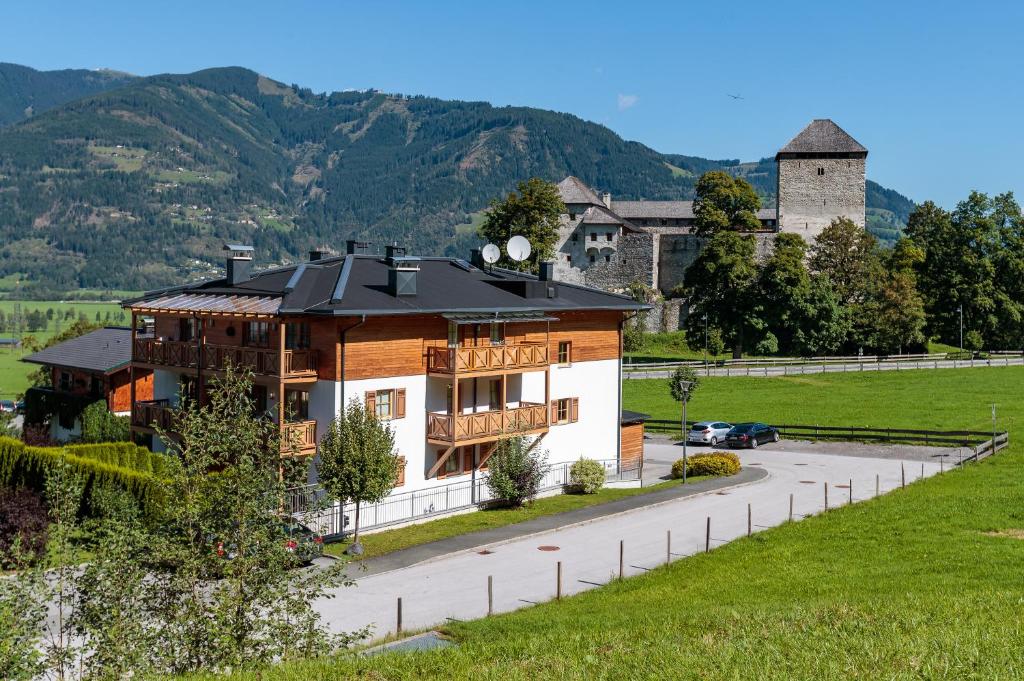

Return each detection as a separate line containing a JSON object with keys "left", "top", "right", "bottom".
{"left": 672, "top": 452, "right": 741, "bottom": 479}
{"left": 0, "top": 437, "right": 166, "bottom": 519}
{"left": 569, "top": 457, "right": 606, "bottom": 494}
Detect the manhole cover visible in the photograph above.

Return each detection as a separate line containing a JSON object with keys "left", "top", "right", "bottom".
{"left": 795, "top": 463, "right": 809, "bottom": 466}
{"left": 478, "top": 549, "right": 494, "bottom": 555}
{"left": 715, "top": 491, "right": 730, "bottom": 495}
{"left": 537, "top": 545, "right": 560, "bottom": 552}
{"left": 799, "top": 480, "right": 816, "bottom": 484}
{"left": 749, "top": 462, "right": 763, "bottom": 465}
{"left": 834, "top": 484, "right": 850, "bottom": 489}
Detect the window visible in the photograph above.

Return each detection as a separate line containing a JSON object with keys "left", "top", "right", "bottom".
{"left": 557, "top": 341, "right": 572, "bottom": 365}
{"left": 59, "top": 371, "right": 72, "bottom": 392}
{"left": 395, "top": 456, "right": 407, "bottom": 486}
{"left": 604, "top": 254, "right": 611, "bottom": 263}
{"left": 365, "top": 388, "right": 406, "bottom": 420}
{"left": 251, "top": 385, "right": 268, "bottom": 415}
{"left": 566, "top": 255, "right": 572, "bottom": 264}
{"left": 178, "top": 375, "right": 199, "bottom": 404}
{"left": 661, "top": 219, "right": 668, "bottom": 226}
{"left": 89, "top": 376, "right": 103, "bottom": 398}
{"left": 439, "top": 448, "right": 461, "bottom": 477}
{"left": 178, "top": 317, "right": 197, "bottom": 342}
{"left": 569, "top": 212, "right": 576, "bottom": 221}
{"left": 488, "top": 379, "right": 501, "bottom": 411}
{"left": 817, "top": 167, "right": 825, "bottom": 176}
{"left": 489, "top": 323, "right": 504, "bottom": 346}
{"left": 589, "top": 254, "right": 596, "bottom": 263}
{"left": 606, "top": 232, "right": 613, "bottom": 242}
{"left": 285, "top": 322, "right": 310, "bottom": 350}
{"left": 243, "top": 321, "right": 272, "bottom": 348}
{"left": 284, "top": 389, "right": 309, "bottom": 422}
{"left": 590, "top": 233, "right": 597, "bottom": 242}
{"left": 552, "top": 397, "right": 579, "bottom": 425}
{"left": 447, "top": 321, "right": 458, "bottom": 348}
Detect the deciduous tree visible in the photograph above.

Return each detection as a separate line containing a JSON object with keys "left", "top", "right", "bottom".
{"left": 478, "top": 177, "right": 565, "bottom": 272}
{"left": 692, "top": 171, "right": 762, "bottom": 238}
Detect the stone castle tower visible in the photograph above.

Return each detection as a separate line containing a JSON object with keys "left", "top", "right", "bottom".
{"left": 776, "top": 119, "right": 867, "bottom": 241}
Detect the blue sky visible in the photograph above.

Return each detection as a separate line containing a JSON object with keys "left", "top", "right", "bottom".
{"left": 3, "top": 0, "right": 1023, "bottom": 207}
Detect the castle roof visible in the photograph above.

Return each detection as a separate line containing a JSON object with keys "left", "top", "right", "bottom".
{"left": 557, "top": 176, "right": 605, "bottom": 206}
{"left": 612, "top": 200, "right": 694, "bottom": 220}
{"left": 776, "top": 119, "right": 867, "bottom": 157}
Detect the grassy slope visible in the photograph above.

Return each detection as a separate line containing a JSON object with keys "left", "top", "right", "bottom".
{"left": 0, "top": 300, "right": 124, "bottom": 398}
{"left": 192, "top": 367, "right": 1024, "bottom": 679}
{"left": 324, "top": 475, "right": 714, "bottom": 560}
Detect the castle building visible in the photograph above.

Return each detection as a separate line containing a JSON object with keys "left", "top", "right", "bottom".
{"left": 551, "top": 119, "right": 867, "bottom": 302}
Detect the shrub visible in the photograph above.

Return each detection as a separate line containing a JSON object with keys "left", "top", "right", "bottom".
{"left": 672, "top": 451, "right": 741, "bottom": 479}
{"left": 569, "top": 457, "right": 605, "bottom": 494}
{"left": 0, "top": 486, "right": 48, "bottom": 565}
{"left": 486, "top": 436, "right": 549, "bottom": 507}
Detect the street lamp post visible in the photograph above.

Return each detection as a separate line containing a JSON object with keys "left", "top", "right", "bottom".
{"left": 703, "top": 313, "right": 709, "bottom": 377}
{"left": 958, "top": 305, "right": 963, "bottom": 352}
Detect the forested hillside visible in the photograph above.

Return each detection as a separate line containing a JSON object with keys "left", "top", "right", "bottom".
{"left": 0, "top": 66, "right": 915, "bottom": 295}
{"left": 0, "top": 63, "right": 136, "bottom": 126}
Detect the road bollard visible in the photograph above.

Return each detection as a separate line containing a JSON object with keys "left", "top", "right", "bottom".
{"left": 705, "top": 517, "right": 711, "bottom": 552}
{"left": 901, "top": 464, "right": 906, "bottom": 488}
{"left": 789, "top": 493, "right": 793, "bottom": 521}
{"left": 747, "top": 503, "right": 752, "bottom": 536}
{"left": 397, "top": 597, "right": 403, "bottom": 635}
{"left": 824, "top": 482, "right": 829, "bottom": 510}
{"left": 849, "top": 478, "right": 853, "bottom": 504}
{"left": 876, "top": 473, "right": 880, "bottom": 496}
{"left": 557, "top": 561, "right": 563, "bottom": 600}
{"left": 619, "top": 540, "right": 624, "bottom": 579}
{"left": 666, "top": 530, "right": 671, "bottom": 565}
{"left": 487, "top": 576, "right": 493, "bottom": 616}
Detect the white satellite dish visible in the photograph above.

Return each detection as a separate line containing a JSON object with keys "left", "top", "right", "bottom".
{"left": 481, "top": 243, "right": 501, "bottom": 264}
{"left": 506, "top": 235, "right": 532, "bottom": 262}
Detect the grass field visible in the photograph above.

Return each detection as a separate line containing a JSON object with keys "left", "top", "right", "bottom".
{"left": 324, "top": 475, "right": 715, "bottom": 561}
{"left": 187, "top": 367, "right": 1024, "bottom": 679}
{"left": 0, "top": 300, "right": 125, "bottom": 398}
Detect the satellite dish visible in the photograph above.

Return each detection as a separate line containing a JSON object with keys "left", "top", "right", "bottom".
{"left": 506, "top": 235, "right": 532, "bottom": 263}
{"left": 482, "top": 243, "right": 500, "bottom": 265}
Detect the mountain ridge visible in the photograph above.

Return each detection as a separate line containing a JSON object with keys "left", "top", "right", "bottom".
{"left": 0, "top": 65, "right": 915, "bottom": 295}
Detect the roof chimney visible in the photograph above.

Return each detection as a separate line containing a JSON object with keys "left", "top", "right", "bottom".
{"left": 538, "top": 261, "right": 555, "bottom": 281}
{"left": 309, "top": 247, "right": 330, "bottom": 262}
{"left": 346, "top": 239, "right": 369, "bottom": 255}
{"left": 602, "top": 192, "right": 612, "bottom": 209}
{"left": 385, "top": 244, "right": 406, "bottom": 265}
{"left": 388, "top": 257, "right": 419, "bottom": 297}
{"left": 223, "top": 244, "right": 254, "bottom": 286}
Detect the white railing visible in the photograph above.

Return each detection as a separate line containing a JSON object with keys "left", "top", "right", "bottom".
{"left": 287, "top": 458, "right": 639, "bottom": 540}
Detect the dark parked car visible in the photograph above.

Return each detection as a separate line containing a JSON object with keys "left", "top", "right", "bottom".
{"left": 725, "top": 422, "right": 779, "bottom": 449}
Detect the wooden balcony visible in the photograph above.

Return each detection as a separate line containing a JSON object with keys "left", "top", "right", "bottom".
{"left": 427, "top": 343, "right": 548, "bottom": 376}
{"left": 426, "top": 403, "right": 549, "bottom": 445}
{"left": 281, "top": 420, "right": 317, "bottom": 455}
{"left": 131, "top": 399, "right": 176, "bottom": 431}
{"left": 133, "top": 338, "right": 317, "bottom": 378}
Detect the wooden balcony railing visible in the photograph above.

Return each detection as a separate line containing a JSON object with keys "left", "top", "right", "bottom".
{"left": 426, "top": 403, "right": 549, "bottom": 443}
{"left": 131, "top": 399, "right": 176, "bottom": 431}
{"left": 427, "top": 343, "right": 549, "bottom": 375}
{"left": 133, "top": 338, "right": 317, "bottom": 378}
{"left": 281, "top": 420, "right": 317, "bottom": 454}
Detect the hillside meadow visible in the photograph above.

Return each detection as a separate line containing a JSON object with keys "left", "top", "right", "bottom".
{"left": 180, "top": 367, "right": 1024, "bottom": 680}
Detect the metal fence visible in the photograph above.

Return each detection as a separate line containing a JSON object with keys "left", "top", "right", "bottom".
{"left": 287, "top": 458, "right": 640, "bottom": 541}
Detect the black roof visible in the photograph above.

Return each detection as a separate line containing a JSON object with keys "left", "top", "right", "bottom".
{"left": 22, "top": 327, "right": 132, "bottom": 374}
{"left": 621, "top": 409, "right": 650, "bottom": 424}
{"left": 126, "top": 255, "right": 648, "bottom": 317}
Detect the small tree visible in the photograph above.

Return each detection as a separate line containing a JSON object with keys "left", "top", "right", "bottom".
{"left": 317, "top": 398, "right": 399, "bottom": 554}
{"left": 569, "top": 457, "right": 605, "bottom": 494}
{"left": 669, "top": 365, "right": 700, "bottom": 435}
{"left": 486, "top": 436, "right": 549, "bottom": 507}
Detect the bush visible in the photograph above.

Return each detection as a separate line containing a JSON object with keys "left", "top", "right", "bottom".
{"left": 486, "top": 436, "right": 549, "bottom": 507}
{"left": 0, "top": 486, "right": 48, "bottom": 565}
{"left": 569, "top": 457, "right": 605, "bottom": 494}
{"left": 80, "top": 401, "right": 131, "bottom": 443}
{"left": 672, "top": 452, "right": 741, "bottom": 479}
{"left": 0, "top": 437, "right": 166, "bottom": 520}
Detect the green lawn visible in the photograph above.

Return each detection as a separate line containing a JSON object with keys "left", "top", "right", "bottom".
{"left": 623, "top": 367, "right": 1019, "bottom": 437}
{"left": 324, "top": 475, "right": 714, "bottom": 561}
{"left": 185, "top": 367, "right": 1024, "bottom": 679}
{"left": 0, "top": 300, "right": 126, "bottom": 398}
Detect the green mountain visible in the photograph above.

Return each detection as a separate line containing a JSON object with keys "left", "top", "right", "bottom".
{"left": 0, "top": 66, "right": 916, "bottom": 295}
{"left": 0, "top": 63, "right": 136, "bottom": 126}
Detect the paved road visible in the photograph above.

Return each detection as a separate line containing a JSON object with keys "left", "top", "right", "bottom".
{"left": 318, "top": 443, "right": 942, "bottom": 642}
{"left": 624, "top": 355, "right": 1024, "bottom": 379}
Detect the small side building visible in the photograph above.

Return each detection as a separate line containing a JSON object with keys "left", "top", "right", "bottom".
{"left": 620, "top": 409, "right": 649, "bottom": 473}
{"left": 21, "top": 327, "right": 154, "bottom": 441}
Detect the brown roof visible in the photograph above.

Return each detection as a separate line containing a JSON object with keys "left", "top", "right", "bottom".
{"left": 557, "top": 176, "right": 604, "bottom": 206}
{"left": 777, "top": 119, "right": 867, "bottom": 156}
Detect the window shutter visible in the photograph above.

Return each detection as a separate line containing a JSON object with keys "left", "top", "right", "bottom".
{"left": 570, "top": 397, "right": 579, "bottom": 423}
{"left": 463, "top": 446, "right": 473, "bottom": 473}
{"left": 550, "top": 400, "right": 558, "bottom": 423}
{"left": 396, "top": 388, "right": 406, "bottom": 418}
{"left": 365, "top": 391, "right": 376, "bottom": 413}
{"left": 396, "top": 456, "right": 406, "bottom": 486}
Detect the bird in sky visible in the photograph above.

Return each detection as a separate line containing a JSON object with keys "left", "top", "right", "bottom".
{"left": 727, "top": 93, "right": 744, "bottom": 100}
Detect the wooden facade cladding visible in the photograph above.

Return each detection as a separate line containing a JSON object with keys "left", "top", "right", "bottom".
{"left": 341, "top": 315, "right": 447, "bottom": 381}
{"left": 544, "top": 311, "right": 623, "bottom": 363}
{"left": 620, "top": 421, "right": 645, "bottom": 471}
{"left": 49, "top": 365, "right": 151, "bottom": 414}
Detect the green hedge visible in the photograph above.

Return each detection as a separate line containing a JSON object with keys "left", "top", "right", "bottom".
{"left": 0, "top": 437, "right": 166, "bottom": 519}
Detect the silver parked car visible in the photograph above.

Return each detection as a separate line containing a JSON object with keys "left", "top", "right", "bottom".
{"left": 687, "top": 421, "right": 732, "bottom": 446}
